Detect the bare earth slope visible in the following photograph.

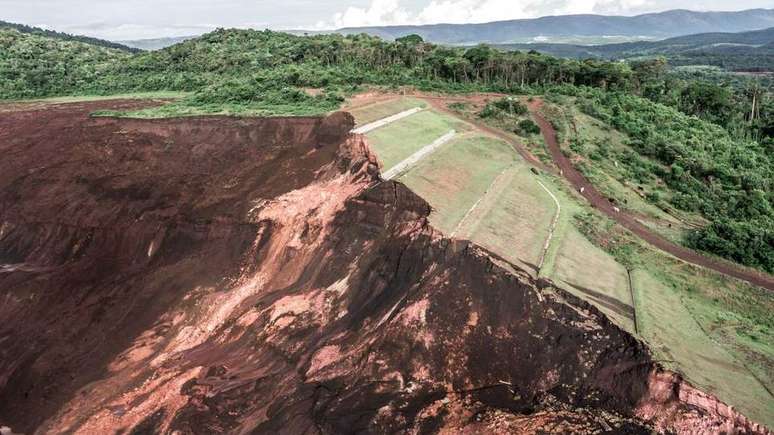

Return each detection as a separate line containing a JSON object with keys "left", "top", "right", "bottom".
{"left": 0, "top": 102, "right": 767, "bottom": 434}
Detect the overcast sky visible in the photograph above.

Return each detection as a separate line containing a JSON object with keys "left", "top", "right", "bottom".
{"left": 1, "top": 0, "right": 771, "bottom": 40}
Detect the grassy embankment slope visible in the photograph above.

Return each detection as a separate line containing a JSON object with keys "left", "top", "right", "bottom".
{"left": 530, "top": 96, "right": 774, "bottom": 426}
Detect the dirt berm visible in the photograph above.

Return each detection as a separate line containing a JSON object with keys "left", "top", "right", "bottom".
{"left": 0, "top": 102, "right": 768, "bottom": 434}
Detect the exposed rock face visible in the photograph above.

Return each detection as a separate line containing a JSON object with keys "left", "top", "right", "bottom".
{"left": 0, "top": 102, "right": 768, "bottom": 434}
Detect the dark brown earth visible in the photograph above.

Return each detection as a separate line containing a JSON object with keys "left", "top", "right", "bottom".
{"left": 0, "top": 101, "right": 768, "bottom": 434}
{"left": 526, "top": 98, "right": 774, "bottom": 291}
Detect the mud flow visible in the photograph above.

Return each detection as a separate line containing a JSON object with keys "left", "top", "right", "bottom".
{"left": 0, "top": 101, "right": 767, "bottom": 434}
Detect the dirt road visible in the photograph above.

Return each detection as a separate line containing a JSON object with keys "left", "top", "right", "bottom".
{"left": 527, "top": 99, "right": 774, "bottom": 291}
{"left": 361, "top": 90, "right": 774, "bottom": 289}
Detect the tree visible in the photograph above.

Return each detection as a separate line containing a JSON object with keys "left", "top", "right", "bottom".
{"left": 395, "top": 34, "right": 423, "bottom": 45}
{"left": 678, "top": 81, "right": 734, "bottom": 127}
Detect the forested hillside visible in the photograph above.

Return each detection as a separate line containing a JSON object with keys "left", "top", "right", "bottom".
{"left": 0, "top": 27, "right": 771, "bottom": 273}
{"left": 0, "top": 28, "right": 640, "bottom": 99}
{"left": 559, "top": 86, "right": 773, "bottom": 271}
{"left": 0, "top": 28, "right": 131, "bottom": 99}
{"left": 0, "top": 20, "right": 140, "bottom": 52}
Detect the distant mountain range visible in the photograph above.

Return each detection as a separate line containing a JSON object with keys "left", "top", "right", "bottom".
{"left": 492, "top": 27, "right": 774, "bottom": 71}
{"left": 6, "top": 8, "right": 774, "bottom": 56}
{"left": 114, "top": 8, "right": 774, "bottom": 51}
{"left": 336, "top": 8, "right": 774, "bottom": 45}
{"left": 495, "top": 26, "right": 774, "bottom": 57}
{"left": 117, "top": 36, "right": 196, "bottom": 51}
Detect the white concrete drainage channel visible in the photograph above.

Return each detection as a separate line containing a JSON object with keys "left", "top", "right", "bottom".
{"left": 535, "top": 179, "right": 561, "bottom": 273}
{"left": 382, "top": 130, "right": 456, "bottom": 181}
{"left": 351, "top": 107, "right": 423, "bottom": 134}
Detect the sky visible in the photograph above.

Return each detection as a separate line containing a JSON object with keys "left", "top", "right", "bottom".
{"left": 1, "top": 0, "right": 771, "bottom": 40}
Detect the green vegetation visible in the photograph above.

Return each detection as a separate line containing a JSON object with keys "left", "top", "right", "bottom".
{"left": 5, "top": 91, "right": 188, "bottom": 103}
{"left": 1, "top": 27, "right": 639, "bottom": 106}
{"left": 479, "top": 97, "right": 527, "bottom": 118}
{"left": 0, "top": 29, "right": 131, "bottom": 99}
{"left": 575, "top": 208, "right": 773, "bottom": 427}
{"left": 516, "top": 119, "right": 540, "bottom": 135}
{"left": 0, "top": 20, "right": 140, "bottom": 52}
{"left": 456, "top": 165, "right": 556, "bottom": 275}
{"left": 474, "top": 97, "right": 550, "bottom": 160}
{"left": 365, "top": 109, "right": 467, "bottom": 170}
{"left": 554, "top": 104, "right": 697, "bottom": 242}
{"left": 93, "top": 82, "right": 344, "bottom": 118}
{"left": 553, "top": 86, "right": 773, "bottom": 273}
{"left": 554, "top": 227, "right": 635, "bottom": 331}
{"left": 397, "top": 133, "right": 517, "bottom": 233}
{"left": 348, "top": 97, "right": 427, "bottom": 126}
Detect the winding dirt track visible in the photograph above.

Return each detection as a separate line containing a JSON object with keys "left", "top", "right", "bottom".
{"left": 407, "top": 92, "right": 773, "bottom": 290}
{"left": 526, "top": 99, "right": 774, "bottom": 291}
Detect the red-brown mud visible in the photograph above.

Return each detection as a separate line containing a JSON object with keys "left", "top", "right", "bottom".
{"left": 0, "top": 101, "right": 768, "bottom": 434}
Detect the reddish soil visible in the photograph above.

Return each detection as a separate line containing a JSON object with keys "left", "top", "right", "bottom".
{"left": 527, "top": 98, "right": 774, "bottom": 291}
{"left": 0, "top": 100, "right": 768, "bottom": 434}
{"left": 342, "top": 92, "right": 400, "bottom": 112}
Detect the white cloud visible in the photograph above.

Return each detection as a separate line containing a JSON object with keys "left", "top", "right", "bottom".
{"left": 318, "top": 0, "right": 663, "bottom": 29}
{"left": 323, "top": 0, "right": 530, "bottom": 28}
{"left": 330, "top": 0, "right": 413, "bottom": 28}
{"left": 417, "top": 0, "right": 529, "bottom": 24}
{"left": 587, "top": 0, "right": 654, "bottom": 15}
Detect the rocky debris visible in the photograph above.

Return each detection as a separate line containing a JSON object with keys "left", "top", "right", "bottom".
{"left": 0, "top": 101, "right": 768, "bottom": 434}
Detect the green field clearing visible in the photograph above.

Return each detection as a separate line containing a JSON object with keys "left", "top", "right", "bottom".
{"left": 457, "top": 165, "right": 556, "bottom": 275}
{"left": 366, "top": 109, "right": 470, "bottom": 170}
{"left": 553, "top": 228, "right": 636, "bottom": 332}
{"left": 2, "top": 91, "right": 188, "bottom": 104}
{"left": 398, "top": 134, "right": 517, "bottom": 234}
{"left": 632, "top": 269, "right": 773, "bottom": 427}
{"left": 348, "top": 97, "right": 428, "bottom": 126}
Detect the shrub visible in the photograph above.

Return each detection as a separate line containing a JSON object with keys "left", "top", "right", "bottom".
{"left": 517, "top": 119, "right": 541, "bottom": 135}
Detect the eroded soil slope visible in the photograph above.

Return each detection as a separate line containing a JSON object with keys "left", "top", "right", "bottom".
{"left": 0, "top": 102, "right": 767, "bottom": 434}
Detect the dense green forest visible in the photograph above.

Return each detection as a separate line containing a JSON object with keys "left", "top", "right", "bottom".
{"left": 554, "top": 86, "right": 773, "bottom": 271}
{"left": 0, "top": 20, "right": 140, "bottom": 52}
{"left": 0, "top": 29, "right": 131, "bottom": 98}
{"left": 0, "top": 26, "right": 771, "bottom": 273}
{"left": 1, "top": 27, "right": 639, "bottom": 99}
